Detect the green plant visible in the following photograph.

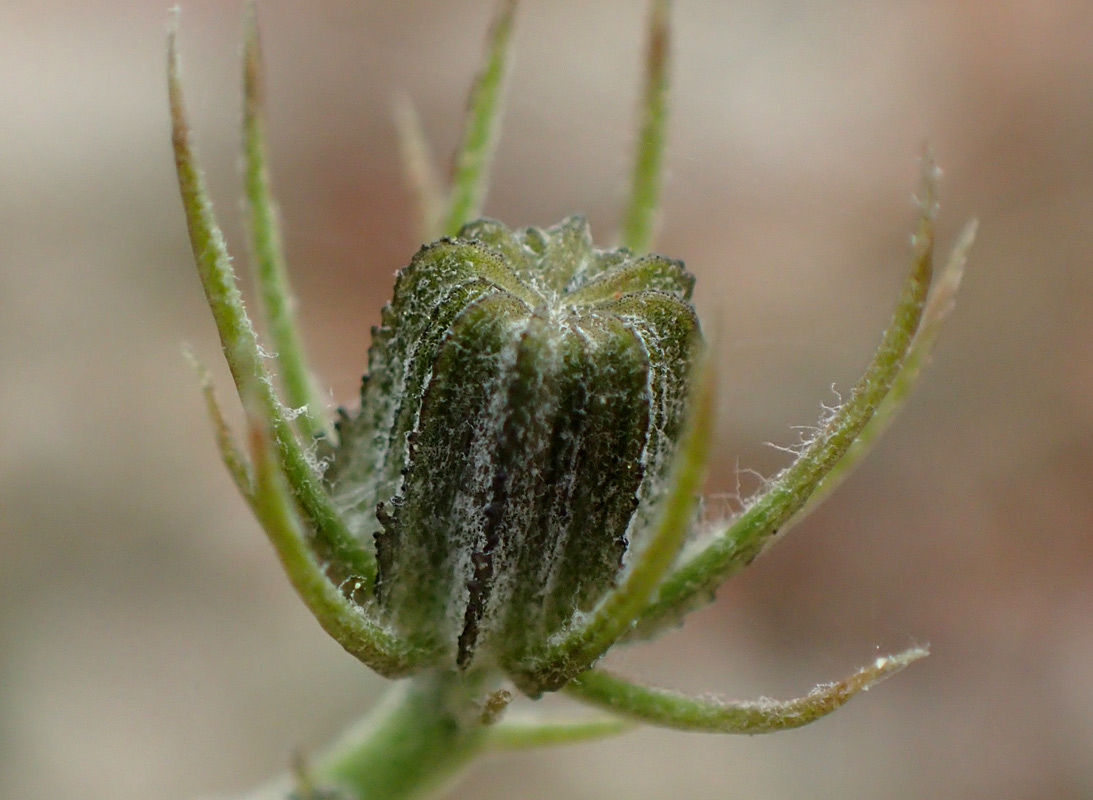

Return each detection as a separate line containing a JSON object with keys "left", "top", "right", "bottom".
{"left": 168, "top": 2, "right": 975, "bottom": 798}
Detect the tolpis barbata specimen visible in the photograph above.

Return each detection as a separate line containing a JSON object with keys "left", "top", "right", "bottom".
{"left": 169, "top": 2, "right": 975, "bottom": 798}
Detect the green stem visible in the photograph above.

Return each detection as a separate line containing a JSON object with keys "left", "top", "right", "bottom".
{"left": 233, "top": 672, "right": 492, "bottom": 800}
{"left": 315, "top": 672, "right": 490, "bottom": 800}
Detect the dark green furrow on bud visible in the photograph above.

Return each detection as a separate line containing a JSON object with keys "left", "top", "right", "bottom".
{"left": 375, "top": 292, "right": 529, "bottom": 658}
{"left": 501, "top": 294, "right": 699, "bottom": 689}
{"left": 605, "top": 292, "right": 698, "bottom": 456}
{"left": 472, "top": 313, "right": 654, "bottom": 666}
{"left": 458, "top": 317, "right": 559, "bottom": 668}
{"left": 327, "top": 242, "right": 530, "bottom": 554}
{"left": 497, "top": 314, "right": 651, "bottom": 662}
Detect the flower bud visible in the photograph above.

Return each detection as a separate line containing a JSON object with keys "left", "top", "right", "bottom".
{"left": 326, "top": 216, "right": 700, "bottom": 675}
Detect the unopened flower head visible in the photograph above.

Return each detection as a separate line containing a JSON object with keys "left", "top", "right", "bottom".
{"left": 169, "top": 0, "right": 974, "bottom": 756}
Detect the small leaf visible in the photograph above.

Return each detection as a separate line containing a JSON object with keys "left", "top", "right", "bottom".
{"left": 246, "top": 418, "right": 416, "bottom": 676}
{"left": 631, "top": 155, "right": 942, "bottom": 638}
{"left": 619, "top": 0, "right": 671, "bottom": 254}
{"left": 566, "top": 646, "right": 928, "bottom": 734}
{"left": 440, "top": 0, "right": 518, "bottom": 236}
{"left": 183, "top": 347, "right": 253, "bottom": 500}
{"left": 169, "top": 15, "right": 377, "bottom": 598}
{"left": 242, "top": 2, "right": 328, "bottom": 439}
{"left": 485, "top": 714, "right": 635, "bottom": 750}
{"left": 393, "top": 92, "right": 445, "bottom": 242}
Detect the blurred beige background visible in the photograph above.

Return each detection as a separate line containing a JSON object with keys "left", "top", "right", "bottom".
{"left": 2, "top": 1, "right": 1092, "bottom": 798}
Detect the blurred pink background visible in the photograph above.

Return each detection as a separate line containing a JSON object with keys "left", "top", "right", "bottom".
{"left": 2, "top": 1, "right": 1092, "bottom": 798}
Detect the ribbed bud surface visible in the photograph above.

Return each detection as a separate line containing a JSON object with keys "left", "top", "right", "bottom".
{"left": 327, "top": 216, "right": 699, "bottom": 674}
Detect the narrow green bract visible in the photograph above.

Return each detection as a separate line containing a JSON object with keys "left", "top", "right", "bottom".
{"left": 326, "top": 216, "right": 700, "bottom": 672}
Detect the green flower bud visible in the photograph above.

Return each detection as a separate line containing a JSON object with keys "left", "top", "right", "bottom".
{"left": 326, "top": 215, "right": 701, "bottom": 676}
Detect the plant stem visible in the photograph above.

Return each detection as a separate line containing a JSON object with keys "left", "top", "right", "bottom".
{"left": 229, "top": 672, "right": 492, "bottom": 800}
{"left": 315, "top": 672, "right": 490, "bottom": 800}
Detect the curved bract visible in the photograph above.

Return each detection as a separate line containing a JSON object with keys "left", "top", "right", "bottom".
{"left": 326, "top": 216, "right": 701, "bottom": 676}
